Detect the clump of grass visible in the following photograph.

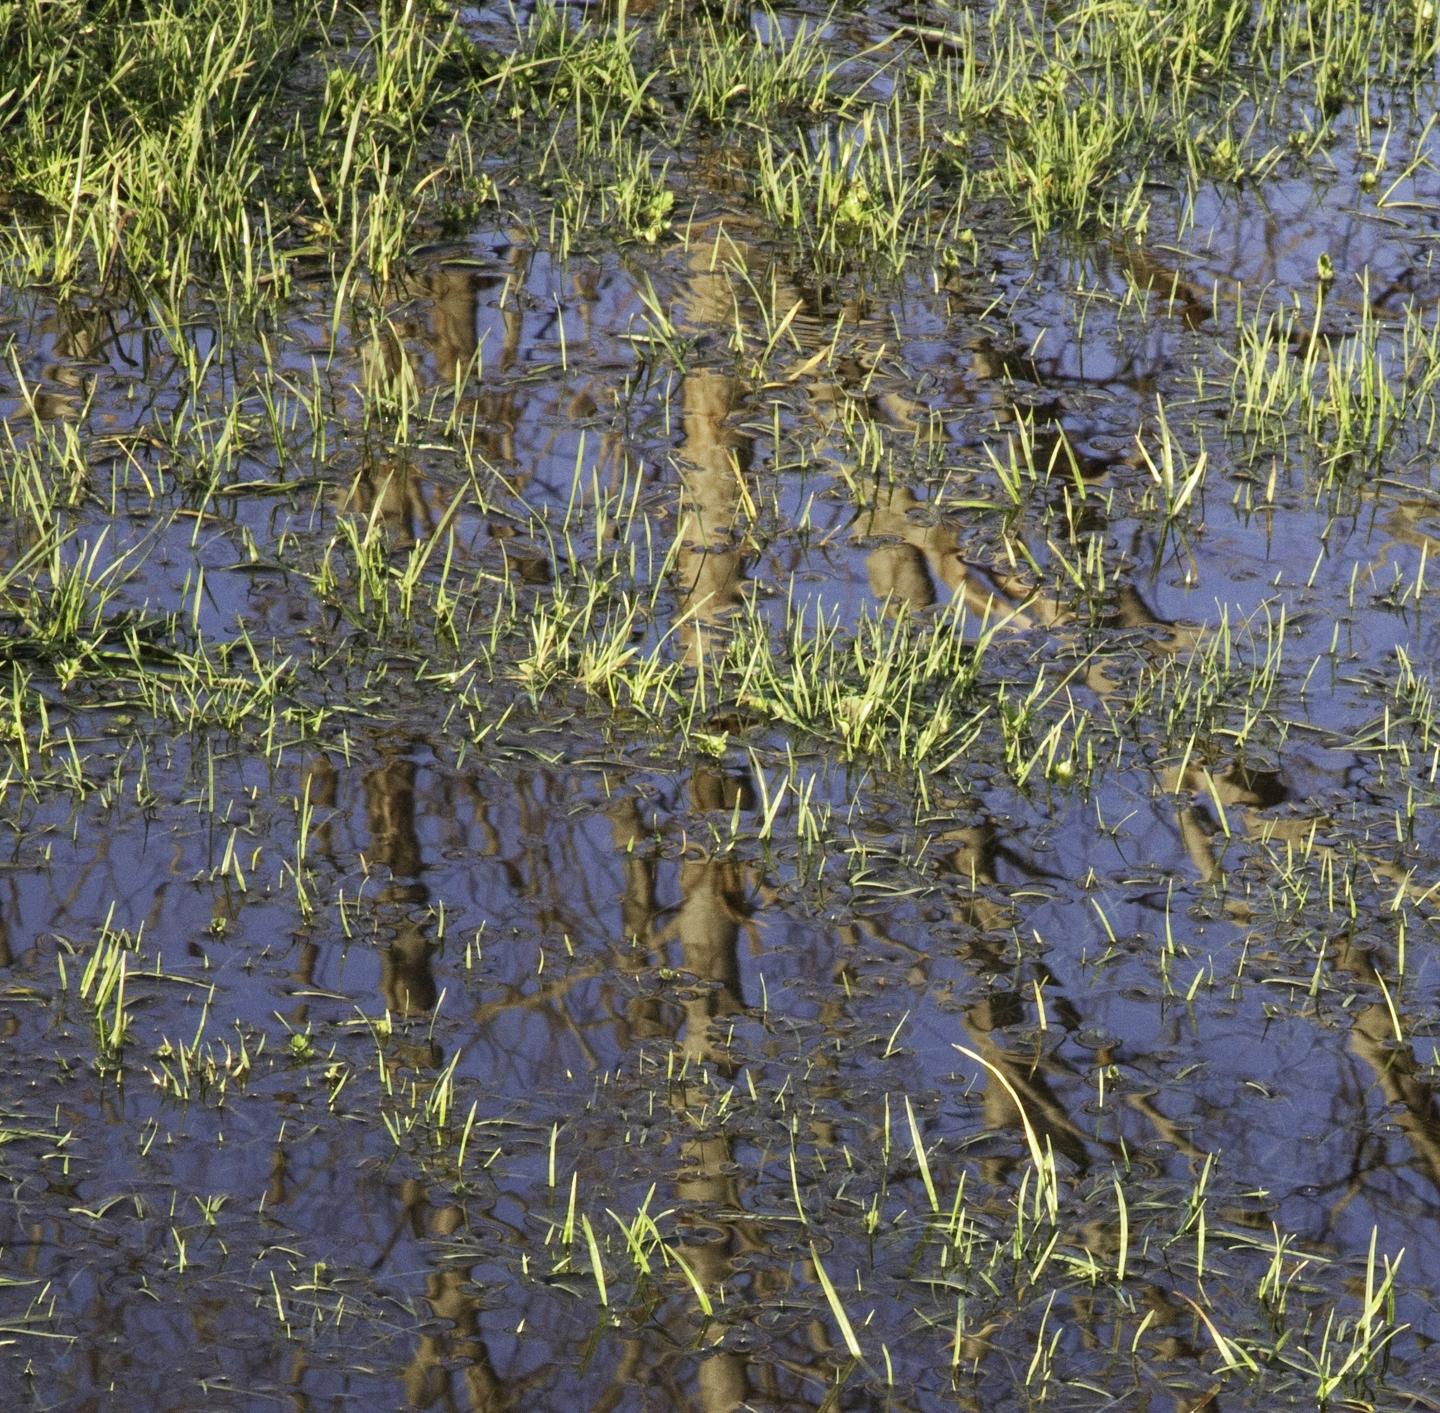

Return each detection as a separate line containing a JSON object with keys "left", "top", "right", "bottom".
{"left": 0, "top": 0, "right": 488, "bottom": 299}
{"left": 725, "top": 593, "right": 992, "bottom": 771}
{"left": 754, "top": 98, "right": 940, "bottom": 273}
{"left": 1226, "top": 283, "right": 1440, "bottom": 476}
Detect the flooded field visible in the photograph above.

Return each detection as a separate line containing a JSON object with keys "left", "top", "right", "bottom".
{"left": 3, "top": 0, "right": 1440, "bottom": 1406}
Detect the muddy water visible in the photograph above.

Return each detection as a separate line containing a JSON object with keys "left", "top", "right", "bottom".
{"left": 5, "top": 18, "right": 1440, "bottom": 1413}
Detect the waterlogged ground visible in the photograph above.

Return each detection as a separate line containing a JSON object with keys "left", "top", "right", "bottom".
{"left": 4, "top": 0, "right": 1440, "bottom": 1407}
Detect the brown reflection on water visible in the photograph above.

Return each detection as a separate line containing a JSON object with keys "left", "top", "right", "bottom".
{"left": 932, "top": 814, "right": 1096, "bottom": 1177}
{"left": 1164, "top": 760, "right": 1288, "bottom": 925}
{"left": 341, "top": 242, "right": 542, "bottom": 482}
{"left": 1106, "top": 237, "right": 1213, "bottom": 331}
{"left": 607, "top": 752, "right": 972, "bottom": 1407}
{"left": 669, "top": 227, "right": 768, "bottom": 665}
{"left": 340, "top": 448, "right": 449, "bottom": 556}
{"left": 396, "top": 1187, "right": 521, "bottom": 1412}
{"left": 238, "top": 237, "right": 1440, "bottom": 1402}
{"left": 674, "top": 363, "right": 752, "bottom": 665}
{"left": 607, "top": 764, "right": 760, "bottom": 1408}
{"left": 1330, "top": 930, "right": 1440, "bottom": 1223}
{"left": 362, "top": 747, "right": 441, "bottom": 1022}
{"left": 919, "top": 805, "right": 1220, "bottom": 1404}
{"left": 297, "top": 729, "right": 446, "bottom": 1052}
{"left": 25, "top": 297, "right": 115, "bottom": 421}
{"left": 925, "top": 799, "right": 1224, "bottom": 1203}
{"left": 859, "top": 478, "right": 1202, "bottom": 687}
{"left": 421, "top": 266, "right": 481, "bottom": 387}
{"left": 1159, "top": 740, "right": 1440, "bottom": 1239}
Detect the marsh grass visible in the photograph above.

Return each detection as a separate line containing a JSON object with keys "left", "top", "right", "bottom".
{"left": 0, "top": 0, "right": 486, "bottom": 299}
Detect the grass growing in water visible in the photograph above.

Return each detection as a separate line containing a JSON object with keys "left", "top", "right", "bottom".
{"left": 1, "top": 0, "right": 1440, "bottom": 1406}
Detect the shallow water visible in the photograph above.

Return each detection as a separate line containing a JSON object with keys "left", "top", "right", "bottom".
{"left": 5, "top": 1, "right": 1440, "bottom": 1408}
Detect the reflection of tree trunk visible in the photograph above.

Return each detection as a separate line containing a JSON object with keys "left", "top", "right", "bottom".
{"left": 609, "top": 796, "right": 669, "bottom": 1046}
{"left": 933, "top": 816, "right": 1095, "bottom": 1176}
{"left": 0, "top": 884, "right": 14, "bottom": 969}
{"left": 266, "top": 1137, "right": 290, "bottom": 1211}
{"left": 1163, "top": 758, "right": 1440, "bottom": 1200}
{"left": 868, "top": 541, "right": 937, "bottom": 610}
{"left": 341, "top": 454, "right": 443, "bottom": 554}
{"left": 861, "top": 483, "right": 1203, "bottom": 680}
{"left": 366, "top": 754, "right": 424, "bottom": 884}
{"left": 607, "top": 766, "right": 757, "bottom": 1408}
{"left": 849, "top": 807, "right": 1101, "bottom": 1175}
{"left": 1107, "top": 237, "right": 1212, "bottom": 330}
{"left": 675, "top": 368, "right": 750, "bottom": 665}
{"left": 861, "top": 481, "right": 1081, "bottom": 629}
{"left": 362, "top": 750, "right": 438, "bottom": 1019}
{"left": 398, "top": 1192, "right": 517, "bottom": 1411}
{"left": 672, "top": 1118, "right": 751, "bottom": 1413}
{"left": 381, "top": 915, "right": 438, "bottom": 1018}
{"left": 962, "top": 1008, "right": 1092, "bottom": 1177}
{"left": 941, "top": 819, "right": 1208, "bottom": 1174}
{"left": 304, "top": 755, "right": 339, "bottom": 861}
{"left": 669, "top": 845, "right": 753, "bottom": 1412}
{"left": 672, "top": 854, "right": 749, "bottom": 1056}
{"left": 423, "top": 267, "right": 479, "bottom": 385}
{"left": 463, "top": 236, "right": 530, "bottom": 467}
{"left": 34, "top": 301, "right": 111, "bottom": 419}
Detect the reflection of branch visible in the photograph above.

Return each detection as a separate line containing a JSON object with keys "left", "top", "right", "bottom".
{"left": 466, "top": 957, "right": 618, "bottom": 1026}
{"left": 959, "top": 1030, "right": 1097, "bottom": 1176}
{"left": 552, "top": 988, "right": 604, "bottom": 1072}
{"left": 1165, "top": 757, "right": 1440, "bottom": 1217}
{"left": 1121, "top": 1090, "right": 1206, "bottom": 1162}
{"left": 1332, "top": 935, "right": 1440, "bottom": 1200}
